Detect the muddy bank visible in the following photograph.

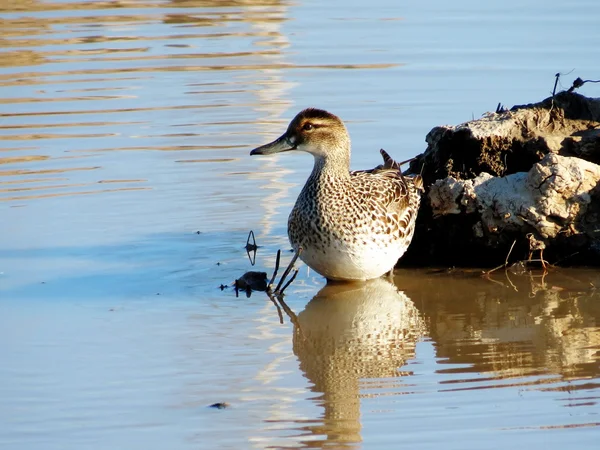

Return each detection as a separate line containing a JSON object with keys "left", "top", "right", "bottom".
{"left": 403, "top": 91, "right": 600, "bottom": 266}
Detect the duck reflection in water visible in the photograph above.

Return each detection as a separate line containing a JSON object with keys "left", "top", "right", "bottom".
{"left": 287, "top": 278, "right": 425, "bottom": 446}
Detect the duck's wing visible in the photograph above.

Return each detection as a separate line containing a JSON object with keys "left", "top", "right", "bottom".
{"left": 349, "top": 150, "right": 423, "bottom": 237}
{"left": 350, "top": 162, "right": 416, "bottom": 207}
{"left": 346, "top": 168, "right": 420, "bottom": 242}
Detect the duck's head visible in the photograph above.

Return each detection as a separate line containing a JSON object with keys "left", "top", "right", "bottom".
{"left": 250, "top": 108, "right": 350, "bottom": 163}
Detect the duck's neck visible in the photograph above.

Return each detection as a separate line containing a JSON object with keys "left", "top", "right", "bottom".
{"left": 309, "top": 153, "right": 351, "bottom": 181}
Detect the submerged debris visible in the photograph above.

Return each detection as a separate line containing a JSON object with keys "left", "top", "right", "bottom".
{"left": 228, "top": 247, "right": 301, "bottom": 325}
{"left": 234, "top": 271, "right": 267, "bottom": 297}
{"left": 209, "top": 402, "right": 230, "bottom": 409}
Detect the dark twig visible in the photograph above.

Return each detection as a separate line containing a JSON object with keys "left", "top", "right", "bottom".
{"left": 263, "top": 248, "right": 302, "bottom": 326}
{"left": 567, "top": 77, "right": 600, "bottom": 93}
{"left": 276, "top": 293, "right": 304, "bottom": 338}
{"left": 550, "top": 70, "right": 576, "bottom": 111}
{"left": 266, "top": 293, "right": 284, "bottom": 324}
{"left": 551, "top": 70, "right": 576, "bottom": 96}
{"left": 268, "top": 249, "right": 281, "bottom": 288}
{"left": 396, "top": 157, "right": 417, "bottom": 167}
{"left": 279, "top": 268, "right": 299, "bottom": 295}
{"left": 274, "top": 248, "right": 302, "bottom": 294}
{"left": 482, "top": 239, "right": 517, "bottom": 276}
{"left": 552, "top": 72, "right": 561, "bottom": 97}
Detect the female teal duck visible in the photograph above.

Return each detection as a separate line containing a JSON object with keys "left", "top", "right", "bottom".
{"left": 251, "top": 108, "right": 422, "bottom": 282}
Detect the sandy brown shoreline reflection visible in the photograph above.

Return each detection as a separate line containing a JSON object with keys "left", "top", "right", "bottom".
{"left": 395, "top": 269, "right": 600, "bottom": 386}
{"left": 292, "top": 279, "right": 425, "bottom": 445}
{"left": 273, "top": 269, "right": 600, "bottom": 446}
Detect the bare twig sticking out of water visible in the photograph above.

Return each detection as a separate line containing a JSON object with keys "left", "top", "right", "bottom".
{"left": 273, "top": 248, "right": 301, "bottom": 294}
{"left": 268, "top": 249, "right": 281, "bottom": 288}
{"left": 279, "top": 270, "right": 299, "bottom": 294}
{"left": 483, "top": 240, "right": 517, "bottom": 276}
{"left": 483, "top": 237, "right": 555, "bottom": 283}
{"left": 233, "top": 237, "right": 302, "bottom": 328}
{"left": 265, "top": 248, "right": 303, "bottom": 330}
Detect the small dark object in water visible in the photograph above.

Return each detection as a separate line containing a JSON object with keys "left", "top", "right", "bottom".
{"left": 216, "top": 262, "right": 221, "bottom": 266}
{"left": 209, "top": 402, "right": 230, "bottom": 409}
{"left": 196, "top": 231, "right": 201, "bottom": 235}
{"left": 245, "top": 230, "right": 259, "bottom": 265}
{"left": 219, "top": 284, "right": 228, "bottom": 291}
{"left": 235, "top": 271, "right": 268, "bottom": 297}
{"left": 235, "top": 271, "right": 268, "bottom": 290}
{"left": 245, "top": 230, "right": 258, "bottom": 252}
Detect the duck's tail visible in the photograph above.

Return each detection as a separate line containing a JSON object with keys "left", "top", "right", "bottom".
{"left": 379, "top": 149, "right": 424, "bottom": 192}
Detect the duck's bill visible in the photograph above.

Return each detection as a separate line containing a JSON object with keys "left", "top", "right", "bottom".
{"left": 250, "top": 134, "right": 296, "bottom": 155}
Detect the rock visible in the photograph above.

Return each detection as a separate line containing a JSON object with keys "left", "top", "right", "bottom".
{"left": 209, "top": 402, "right": 230, "bottom": 409}
{"left": 403, "top": 91, "right": 600, "bottom": 266}
{"left": 430, "top": 153, "right": 600, "bottom": 245}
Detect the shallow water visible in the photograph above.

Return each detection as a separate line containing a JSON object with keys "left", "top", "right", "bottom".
{"left": 1, "top": 0, "right": 600, "bottom": 449}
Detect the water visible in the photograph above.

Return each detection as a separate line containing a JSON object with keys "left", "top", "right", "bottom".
{"left": 1, "top": 0, "right": 599, "bottom": 448}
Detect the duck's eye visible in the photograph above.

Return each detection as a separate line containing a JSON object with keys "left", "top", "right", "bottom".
{"left": 303, "top": 123, "right": 314, "bottom": 131}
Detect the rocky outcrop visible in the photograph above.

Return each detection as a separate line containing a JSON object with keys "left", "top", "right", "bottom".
{"left": 403, "top": 91, "right": 600, "bottom": 266}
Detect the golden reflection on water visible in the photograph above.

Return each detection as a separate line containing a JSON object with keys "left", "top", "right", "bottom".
{"left": 0, "top": 63, "right": 396, "bottom": 83}
{"left": 1, "top": 185, "right": 149, "bottom": 202}
{"left": 267, "top": 269, "right": 600, "bottom": 445}
{"left": 0, "top": 0, "right": 290, "bottom": 13}
{"left": 290, "top": 279, "right": 425, "bottom": 445}
{"left": 394, "top": 269, "right": 600, "bottom": 394}
{"left": 0, "top": 165, "right": 99, "bottom": 177}
{"left": 0, "top": 0, "right": 292, "bottom": 203}
{"left": 0, "top": 0, "right": 395, "bottom": 207}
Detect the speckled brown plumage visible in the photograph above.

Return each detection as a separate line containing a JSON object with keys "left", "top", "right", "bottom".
{"left": 251, "top": 108, "right": 422, "bottom": 281}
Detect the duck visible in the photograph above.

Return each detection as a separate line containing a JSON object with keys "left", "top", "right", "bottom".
{"left": 250, "top": 108, "right": 422, "bottom": 281}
